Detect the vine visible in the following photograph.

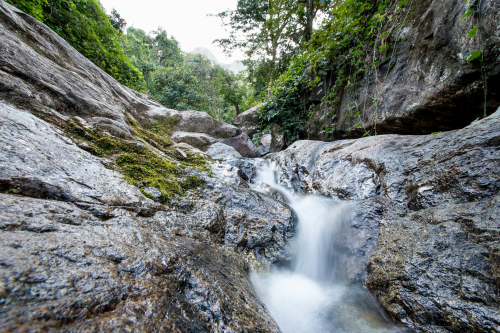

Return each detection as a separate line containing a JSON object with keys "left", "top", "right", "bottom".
{"left": 259, "top": 0, "right": 415, "bottom": 144}
{"left": 462, "top": 0, "right": 487, "bottom": 118}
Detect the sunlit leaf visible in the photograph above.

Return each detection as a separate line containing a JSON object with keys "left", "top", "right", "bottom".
{"left": 467, "top": 50, "right": 481, "bottom": 62}
{"left": 461, "top": 10, "right": 474, "bottom": 20}
{"left": 467, "top": 26, "right": 478, "bottom": 38}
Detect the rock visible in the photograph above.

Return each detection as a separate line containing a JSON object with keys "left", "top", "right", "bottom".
{"left": 270, "top": 108, "right": 500, "bottom": 331}
{"left": 144, "top": 187, "right": 162, "bottom": 199}
{"left": 223, "top": 132, "right": 260, "bottom": 158}
{"left": 0, "top": 1, "right": 167, "bottom": 133}
{"left": 201, "top": 184, "right": 297, "bottom": 270}
{"left": 233, "top": 103, "right": 263, "bottom": 137}
{"left": 254, "top": 182, "right": 289, "bottom": 203}
{"left": 303, "top": 0, "right": 500, "bottom": 139}
{"left": 0, "top": 101, "right": 154, "bottom": 210}
{"left": 272, "top": 109, "right": 500, "bottom": 208}
{"left": 0, "top": 194, "right": 281, "bottom": 332}
{"left": 206, "top": 142, "right": 243, "bottom": 160}
{"left": 256, "top": 134, "right": 272, "bottom": 156}
{"left": 367, "top": 196, "right": 500, "bottom": 332}
{"left": 175, "top": 110, "right": 241, "bottom": 139}
{"left": 270, "top": 123, "right": 285, "bottom": 152}
{"left": 171, "top": 131, "right": 216, "bottom": 150}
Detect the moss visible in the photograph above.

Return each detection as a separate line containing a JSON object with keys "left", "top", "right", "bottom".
{"left": 63, "top": 116, "right": 209, "bottom": 203}
{"left": 139, "top": 115, "right": 180, "bottom": 138}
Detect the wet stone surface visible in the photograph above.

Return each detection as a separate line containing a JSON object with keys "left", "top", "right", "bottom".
{"left": 270, "top": 109, "right": 500, "bottom": 332}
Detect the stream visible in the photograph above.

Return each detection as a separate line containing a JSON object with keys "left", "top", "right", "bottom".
{"left": 250, "top": 162, "right": 401, "bottom": 333}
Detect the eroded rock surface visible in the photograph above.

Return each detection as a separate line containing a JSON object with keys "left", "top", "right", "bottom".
{"left": 0, "top": 194, "right": 281, "bottom": 333}
{"left": 304, "top": 0, "right": 500, "bottom": 140}
{"left": 270, "top": 109, "right": 500, "bottom": 332}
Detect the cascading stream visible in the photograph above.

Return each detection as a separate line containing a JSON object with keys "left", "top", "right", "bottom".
{"left": 250, "top": 162, "right": 400, "bottom": 333}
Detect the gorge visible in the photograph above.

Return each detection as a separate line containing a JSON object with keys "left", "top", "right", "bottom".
{"left": 0, "top": 0, "right": 499, "bottom": 332}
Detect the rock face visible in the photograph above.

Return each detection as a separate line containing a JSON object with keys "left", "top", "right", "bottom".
{"left": 303, "top": 0, "right": 500, "bottom": 140}
{"left": 270, "top": 109, "right": 500, "bottom": 332}
{"left": 0, "top": 194, "right": 280, "bottom": 333}
{"left": 0, "top": 3, "right": 292, "bottom": 331}
{"left": 234, "top": 103, "right": 263, "bottom": 137}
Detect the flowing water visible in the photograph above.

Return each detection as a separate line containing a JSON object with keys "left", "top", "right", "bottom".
{"left": 250, "top": 162, "right": 400, "bottom": 333}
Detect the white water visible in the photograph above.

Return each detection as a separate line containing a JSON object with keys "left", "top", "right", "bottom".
{"left": 251, "top": 162, "right": 400, "bottom": 333}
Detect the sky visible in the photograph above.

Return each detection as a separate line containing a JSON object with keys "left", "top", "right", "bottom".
{"left": 99, "top": 0, "right": 244, "bottom": 63}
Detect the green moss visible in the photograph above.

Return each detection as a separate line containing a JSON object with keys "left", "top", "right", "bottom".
{"left": 63, "top": 117, "right": 208, "bottom": 203}
{"left": 140, "top": 116, "right": 180, "bottom": 138}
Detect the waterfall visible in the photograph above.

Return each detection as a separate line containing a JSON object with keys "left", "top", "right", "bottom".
{"left": 250, "top": 162, "right": 400, "bottom": 333}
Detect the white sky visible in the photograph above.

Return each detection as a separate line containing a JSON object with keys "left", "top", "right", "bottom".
{"left": 99, "top": 0, "right": 244, "bottom": 63}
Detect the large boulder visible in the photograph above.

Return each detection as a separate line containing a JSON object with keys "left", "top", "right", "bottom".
{"left": 233, "top": 103, "right": 263, "bottom": 137}
{"left": 270, "top": 109, "right": 500, "bottom": 332}
{"left": 222, "top": 132, "right": 260, "bottom": 158}
{"left": 304, "top": 0, "right": 500, "bottom": 139}
{"left": 171, "top": 131, "right": 217, "bottom": 150}
{"left": 173, "top": 110, "right": 241, "bottom": 139}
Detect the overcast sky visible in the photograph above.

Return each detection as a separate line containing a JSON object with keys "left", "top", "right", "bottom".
{"left": 99, "top": 0, "right": 244, "bottom": 63}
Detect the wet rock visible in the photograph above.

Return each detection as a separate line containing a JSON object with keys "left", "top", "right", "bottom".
{"left": 271, "top": 108, "right": 500, "bottom": 332}
{"left": 202, "top": 184, "right": 297, "bottom": 270}
{"left": 233, "top": 103, "right": 263, "bottom": 137}
{"left": 272, "top": 109, "right": 500, "bottom": 209}
{"left": 206, "top": 142, "right": 243, "bottom": 160}
{"left": 254, "top": 182, "right": 289, "bottom": 203}
{"left": 0, "top": 194, "right": 281, "bottom": 332}
{"left": 256, "top": 134, "right": 272, "bottom": 156}
{"left": 303, "top": 0, "right": 500, "bottom": 139}
{"left": 222, "top": 132, "right": 260, "bottom": 158}
{"left": 366, "top": 196, "right": 500, "bottom": 333}
{"left": 171, "top": 131, "right": 216, "bottom": 150}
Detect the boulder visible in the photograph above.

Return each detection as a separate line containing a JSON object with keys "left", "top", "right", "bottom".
{"left": 171, "top": 131, "right": 216, "bottom": 151}
{"left": 256, "top": 134, "right": 272, "bottom": 156}
{"left": 270, "top": 108, "right": 500, "bottom": 332}
{"left": 303, "top": 0, "right": 500, "bottom": 139}
{"left": 222, "top": 132, "right": 260, "bottom": 158}
{"left": 206, "top": 142, "right": 243, "bottom": 160}
{"left": 175, "top": 110, "right": 241, "bottom": 139}
{"left": 233, "top": 103, "right": 263, "bottom": 137}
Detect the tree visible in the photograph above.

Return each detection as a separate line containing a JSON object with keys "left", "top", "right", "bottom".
{"left": 212, "top": 0, "right": 331, "bottom": 90}
{"left": 108, "top": 8, "right": 126, "bottom": 33}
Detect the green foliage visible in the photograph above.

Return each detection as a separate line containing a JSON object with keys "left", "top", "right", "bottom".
{"left": 213, "top": 0, "right": 333, "bottom": 93}
{"left": 148, "top": 63, "right": 211, "bottom": 111}
{"left": 6, "top": 0, "right": 147, "bottom": 92}
{"left": 259, "top": 0, "right": 416, "bottom": 142}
